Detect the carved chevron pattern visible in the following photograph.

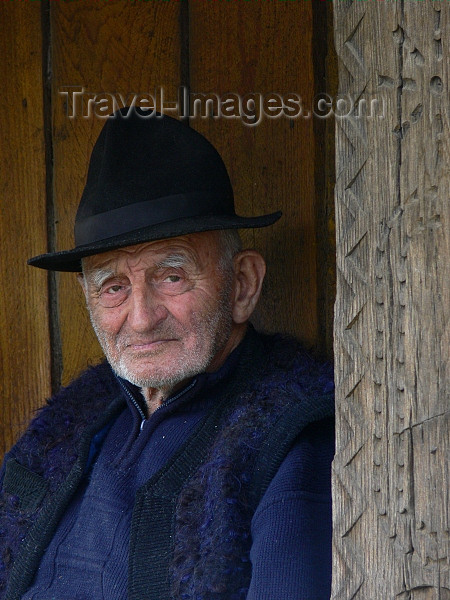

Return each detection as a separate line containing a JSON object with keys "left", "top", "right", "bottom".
{"left": 332, "top": 1, "right": 371, "bottom": 598}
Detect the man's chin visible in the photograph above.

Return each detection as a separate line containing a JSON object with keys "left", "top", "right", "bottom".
{"left": 111, "top": 351, "right": 215, "bottom": 391}
{"left": 116, "top": 360, "right": 171, "bottom": 384}
{"left": 117, "top": 368, "right": 190, "bottom": 392}
{"left": 110, "top": 355, "right": 188, "bottom": 389}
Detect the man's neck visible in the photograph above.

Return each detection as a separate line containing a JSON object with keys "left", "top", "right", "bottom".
{"left": 141, "top": 386, "right": 174, "bottom": 416}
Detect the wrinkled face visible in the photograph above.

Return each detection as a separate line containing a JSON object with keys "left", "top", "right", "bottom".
{"left": 81, "top": 232, "right": 236, "bottom": 391}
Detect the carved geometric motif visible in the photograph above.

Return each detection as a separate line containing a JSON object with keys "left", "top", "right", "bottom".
{"left": 333, "top": 2, "right": 449, "bottom": 598}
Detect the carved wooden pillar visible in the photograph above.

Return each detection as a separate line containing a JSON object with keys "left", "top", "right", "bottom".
{"left": 332, "top": 2, "right": 449, "bottom": 598}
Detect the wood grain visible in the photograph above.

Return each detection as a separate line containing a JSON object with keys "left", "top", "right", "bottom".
{"left": 333, "top": 2, "right": 449, "bottom": 597}
{"left": 0, "top": 4, "right": 51, "bottom": 455}
{"left": 189, "top": 2, "right": 320, "bottom": 346}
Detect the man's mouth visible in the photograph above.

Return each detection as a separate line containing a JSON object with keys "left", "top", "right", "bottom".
{"left": 126, "top": 339, "right": 177, "bottom": 352}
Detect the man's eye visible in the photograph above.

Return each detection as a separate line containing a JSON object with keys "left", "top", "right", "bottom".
{"left": 105, "top": 285, "right": 124, "bottom": 294}
{"left": 97, "top": 283, "right": 129, "bottom": 307}
{"left": 157, "top": 271, "right": 191, "bottom": 295}
{"left": 101, "top": 283, "right": 129, "bottom": 300}
{"left": 165, "top": 275, "right": 182, "bottom": 283}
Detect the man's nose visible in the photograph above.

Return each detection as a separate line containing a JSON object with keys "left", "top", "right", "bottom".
{"left": 126, "top": 286, "right": 168, "bottom": 332}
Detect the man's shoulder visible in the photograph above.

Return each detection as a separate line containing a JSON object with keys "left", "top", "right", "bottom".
{"left": 248, "top": 328, "right": 335, "bottom": 401}
{"left": 48, "top": 361, "right": 120, "bottom": 407}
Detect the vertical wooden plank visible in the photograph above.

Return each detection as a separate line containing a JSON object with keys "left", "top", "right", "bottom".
{"left": 50, "top": 1, "right": 182, "bottom": 385}
{"left": 0, "top": 4, "right": 51, "bottom": 456}
{"left": 333, "top": 1, "right": 449, "bottom": 598}
{"left": 396, "top": 4, "right": 449, "bottom": 596}
{"left": 315, "top": 1, "right": 338, "bottom": 358}
{"left": 188, "top": 3, "right": 320, "bottom": 346}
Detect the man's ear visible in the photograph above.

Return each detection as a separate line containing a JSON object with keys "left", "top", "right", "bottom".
{"left": 231, "top": 250, "right": 266, "bottom": 324}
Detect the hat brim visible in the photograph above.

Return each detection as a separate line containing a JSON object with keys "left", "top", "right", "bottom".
{"left": 28, "top": 212, "right": 282, "bottom": 272}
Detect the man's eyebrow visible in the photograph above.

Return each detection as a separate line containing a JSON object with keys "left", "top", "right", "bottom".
{"left": 155, "top": 253, "right": 189, "bottom": 269}
{"left": 84, "top": 267, "right": 116, "bottom": 289}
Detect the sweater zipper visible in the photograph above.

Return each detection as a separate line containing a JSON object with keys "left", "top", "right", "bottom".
{"left": 120, "top": 378, "right": 197, "bottom": 431}
{"left": 118, "top": 381, "right": 147, "bottom": 430}
{"left": 153, "top": 379, "right": 197, "bottom": 418}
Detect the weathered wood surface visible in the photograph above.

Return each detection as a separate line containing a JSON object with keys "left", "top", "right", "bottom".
{"left": 0, "top": 4, "right": 51, "bottom": 454}
{"left": 332, "top": 1, "right": 449, "bottom": 598}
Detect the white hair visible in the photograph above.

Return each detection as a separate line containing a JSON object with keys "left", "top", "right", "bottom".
{"left": 217, "top": 229, "right": 242, "bottom": 272}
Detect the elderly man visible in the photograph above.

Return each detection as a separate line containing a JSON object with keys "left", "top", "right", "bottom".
{"left": 0, "top": 109, "right": 334, "bottom": 600}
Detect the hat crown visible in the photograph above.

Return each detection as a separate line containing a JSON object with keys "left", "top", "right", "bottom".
{"left": 77, "top": 109, "right": 234, "bottom": 224}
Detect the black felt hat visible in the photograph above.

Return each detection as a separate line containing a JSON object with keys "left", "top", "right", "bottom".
{"left": 28, "top": 108, "right": 282, "bottom": 272}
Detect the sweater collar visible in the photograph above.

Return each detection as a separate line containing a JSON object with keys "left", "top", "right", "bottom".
{"left": 115, "top": 326, "right": 253, "bottom": 420}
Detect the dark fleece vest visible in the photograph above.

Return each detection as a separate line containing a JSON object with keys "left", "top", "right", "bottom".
{"left": 0, "top": 332, "right": 334, "bottom": 600}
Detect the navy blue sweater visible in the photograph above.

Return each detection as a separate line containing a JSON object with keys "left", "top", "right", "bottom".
{"left": 1, "top": 330, "right": 334, "bottom": 599}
